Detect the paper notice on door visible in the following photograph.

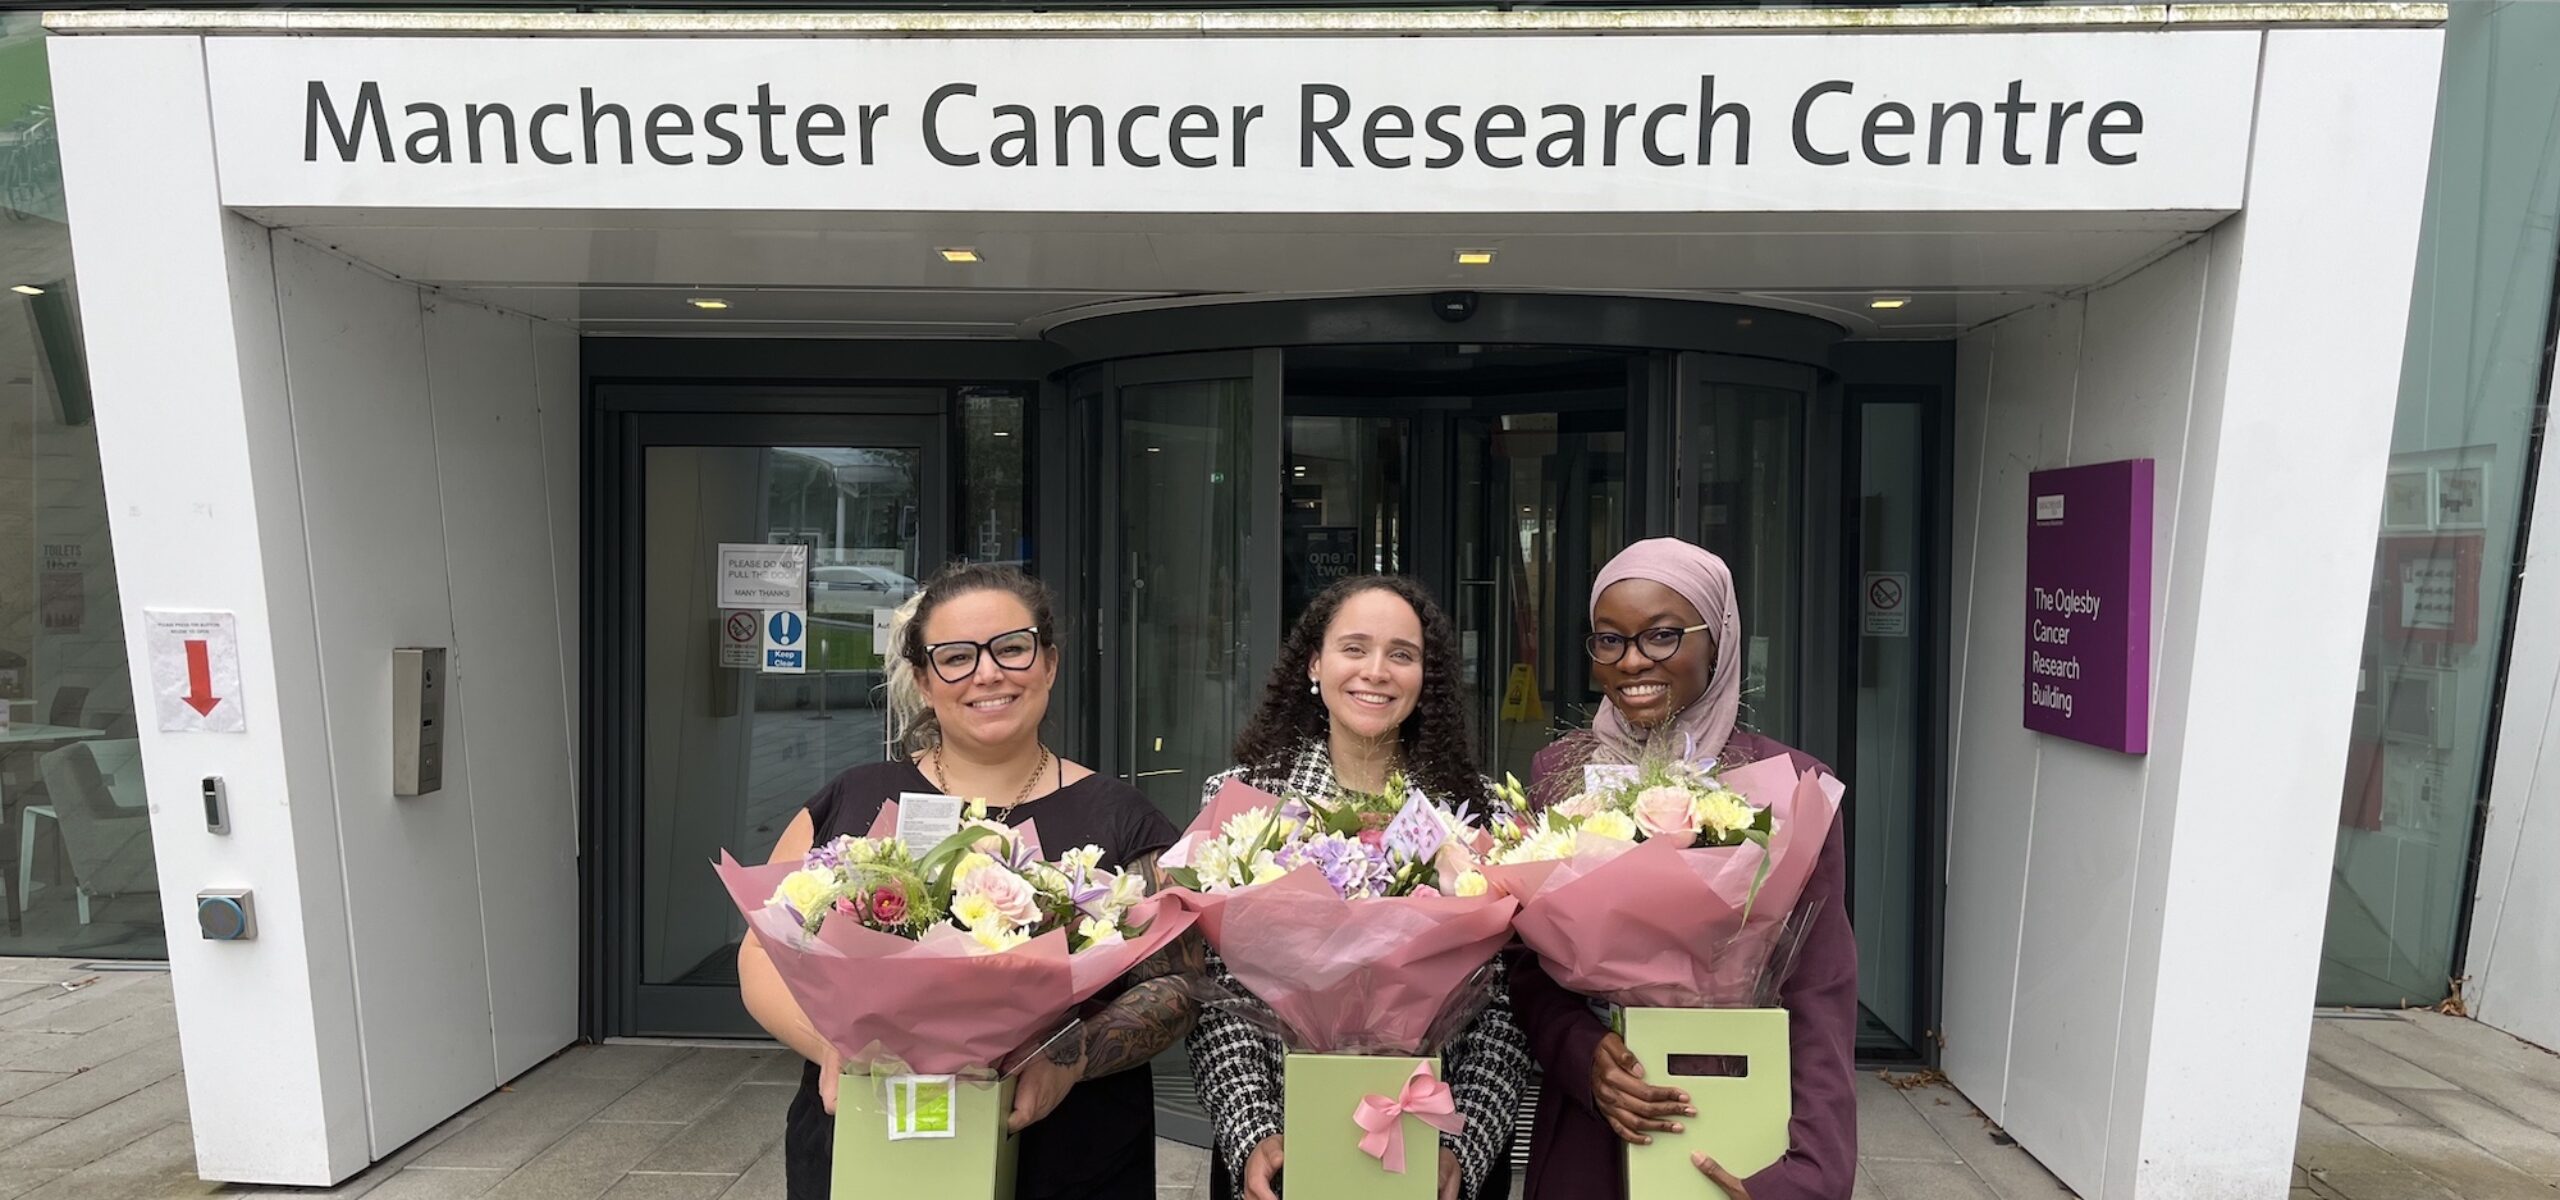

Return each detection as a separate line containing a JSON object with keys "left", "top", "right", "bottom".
{"left": 716, "top": 542, "right": 808, "bottom": 608}
{"left": 895, "top": 792, "right": 966, "bottom": 848}
{"left": 873, "top": 608, "right": 897, "bottom": 655}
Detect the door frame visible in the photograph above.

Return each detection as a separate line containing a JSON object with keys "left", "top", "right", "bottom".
{"left": 586, "top": 387, "right": 954, "bottom": 1040}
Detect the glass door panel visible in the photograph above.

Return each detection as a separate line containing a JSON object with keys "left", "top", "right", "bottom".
{"left": 1690, "top": 379, "right": 1808, "bottom": 743}
{"left": 1119, "top": 374, "right": 1260, "bottom": 826}
{"left": 632, "top": 417, "right": 942, "bottom": 1035}
{"left": 1457, "top": 412, "right": 1629, "bottom": 783}
{"left": 1853, "top": 401, "right": 1928, "bottom": 1051}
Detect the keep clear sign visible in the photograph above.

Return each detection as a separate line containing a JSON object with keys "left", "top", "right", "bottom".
{"left": 146, "top": 609, "right": 248, "bottom": 733}
{"left": 717, "top": 543, "right": 808, "bottom": 609}
{"left": 764, "top": 608, "right": 809, "bottom": 674}
{"left": 2022, "top": 459, "right": 2154, "bottom": 754}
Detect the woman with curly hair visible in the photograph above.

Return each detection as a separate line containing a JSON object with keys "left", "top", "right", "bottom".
{"left": 1184, "top": 574, "right": 1529, "bottom": 1200}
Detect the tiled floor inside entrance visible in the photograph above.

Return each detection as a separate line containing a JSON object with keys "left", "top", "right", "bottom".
{"left": 0, "top": 959, "right": 2555, "bottom": 1199}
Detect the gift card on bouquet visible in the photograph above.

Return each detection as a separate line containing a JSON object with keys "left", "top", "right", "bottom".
{"left": 1621, "top": 1007, "right": 1791, "bottom": 1200}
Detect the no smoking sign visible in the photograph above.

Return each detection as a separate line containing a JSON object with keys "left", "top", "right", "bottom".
{"left": 1863, "top": 571, "right": 1910, "bottom": 638}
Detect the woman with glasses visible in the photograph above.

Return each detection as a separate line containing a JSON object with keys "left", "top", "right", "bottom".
{"left": 738, "top": 561, "right": 1200, "bottom": 1200}
{"left": 1511, "top": 538, "right": 1857, "bottom": 1200}
{"left": 1185, "top": 574, "right": 1529, "bottom": 1200}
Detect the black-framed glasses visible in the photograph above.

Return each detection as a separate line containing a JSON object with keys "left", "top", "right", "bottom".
{"left": 1584, "top": 622, "right": 1713, "bottom": 666}
{"left": 924, "top": 626, "right": 1043, "bottom": 683}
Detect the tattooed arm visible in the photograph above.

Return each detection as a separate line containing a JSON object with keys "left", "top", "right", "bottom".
{"left": 1076, "top": 852, "right": 1205, "bottom": 1080}
{"left": 1010, "top": 851, "right": 1203, "bottom": 1129}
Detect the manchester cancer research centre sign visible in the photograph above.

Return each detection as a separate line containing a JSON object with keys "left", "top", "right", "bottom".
{"left": 202, "top": 33, "right": 2260, "bottom": 213}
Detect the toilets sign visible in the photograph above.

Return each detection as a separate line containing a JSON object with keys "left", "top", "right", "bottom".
{"left": 2023, "top": 460, "right": 2153, "bottom": 754}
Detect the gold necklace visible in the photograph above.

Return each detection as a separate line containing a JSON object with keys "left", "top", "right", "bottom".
{"left": 932, "top": 745, "right": 1051, "bottom": 818}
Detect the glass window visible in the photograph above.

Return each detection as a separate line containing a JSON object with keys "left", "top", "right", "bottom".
{"left": 1283, "top": 414, "right": 1406, "bottom": 623}
{"left": 1693, "top": 383, "right": 1806, "bottom": 744}
{"left": 2318, "top": 0, "right": 2560, "bottom": 1007}
{"left": 641, "top": 439, "right": 927, "bottom": 995}
{"left": 1855, "top": 401, "right": 1926, "bottom": 1049}
{"left": 1121, "top": 377, "right": 1257, "bottom": 824}
{"left": 0, "top": 19, "right": 162, "bottom": 958}
{"left": 961, "top": 387, "right": 1029, "bottom": 568}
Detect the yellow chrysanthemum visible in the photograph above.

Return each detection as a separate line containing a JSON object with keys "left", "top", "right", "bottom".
{"left": 1452, "top": 870, "right": 1489, "bottom": 898}
{"left": 1582, "top": 809, "right": 1640, "bottom": 842}
{"left": 772, "top": 869, "right": 836, "bottom": 917}
{"left": 1694, "top": 790, "right": 1757, "bottom": 839}
{"left": 951, "top": 893, "right": 1002, "bottom": 930}
{"left": 968, "top": 924, "right": 1030, "bottom": 954}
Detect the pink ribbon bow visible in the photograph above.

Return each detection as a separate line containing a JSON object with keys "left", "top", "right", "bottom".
{"left": 1352, "top": 1062, "right": 1467, "bottom": 1174}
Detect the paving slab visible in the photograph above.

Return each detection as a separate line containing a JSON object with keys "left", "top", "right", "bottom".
{"left": 1857, "top": 1074, "right": 1966, "bottom": 1164}
{"left": 2312, "top": 1022, "right": 2461, "bottom": 1093}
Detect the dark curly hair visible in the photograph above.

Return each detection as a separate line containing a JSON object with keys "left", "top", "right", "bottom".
{"left": 1232, "top": 574, "right": 1489, "bottom": 809}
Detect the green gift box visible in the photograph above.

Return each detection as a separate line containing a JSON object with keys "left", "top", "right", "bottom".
{"left": 1281, "top": 1053, "right": 1445, "bottom": 1200}
{"left": 1620, "top": 1007, "right": 1792, "bottom": 1200}
{"left": 833, "top": 1070, "right": 1019, "bottom": 1199}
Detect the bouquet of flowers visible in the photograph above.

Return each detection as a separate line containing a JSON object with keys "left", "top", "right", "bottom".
{"left": 1164, "top": 775, "right": 1518, "bottom": 1198}
{"left": 1168, "top": 773, "right": 1491, "bottom": 901}
{"left": 715, "top": 799, "right": 1197, "bottom": 1199}
{"left": 1481, "top": 737, "right": 1838, "bottom": 1010}
{"left": 765, "top": 812, "right": 1153, "bottom": 955}
{"left": 1480, "top": 735, "right": 1844, "bottom": 1200}
{"left": 1488, "top": 753, "right": 1768, "bottom": 868}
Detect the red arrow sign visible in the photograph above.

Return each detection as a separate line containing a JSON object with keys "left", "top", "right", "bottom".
{"left": 184, "top": 639, "right": 221, "bottom": 716}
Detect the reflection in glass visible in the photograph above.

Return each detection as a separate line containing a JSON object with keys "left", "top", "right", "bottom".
{"left": 641, "top": 445, "right": 921, "bottom": 988}
{"left": 0, "top": 22, "right": 160, "bottom": 958}
{"left": 1855, "top": 403, "right": 1925, "bottom": 1050}
{"left": 2317, "top": 0, "right": 2560, "bottom": 1007}
{"left": 963, "top": 388, "right": 1029, "bottom": 567}
{"left": 1122, "top": 379, "right": 1256, "bottom": 826}
{"left": 1459, "top": 414, "right": 1627, "bottom": 784}
{"left": 1283, "top": 415, "right": 1406, "bottom": 624}
{"left": 1694, "top": 385, "right": 1804, "bottom": 743}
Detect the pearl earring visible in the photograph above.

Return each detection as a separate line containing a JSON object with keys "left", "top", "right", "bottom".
{"left": 1309, "top": 681, "right": 1319, "bottom": 696}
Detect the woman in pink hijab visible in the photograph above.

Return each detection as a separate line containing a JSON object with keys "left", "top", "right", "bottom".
{"left": 1509, "top": 537, "right": 1859, "bottom": 1200}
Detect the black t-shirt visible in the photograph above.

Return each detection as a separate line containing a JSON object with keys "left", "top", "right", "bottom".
{"left": 783, "top": 759, "right": 1182, "bottom": 1200}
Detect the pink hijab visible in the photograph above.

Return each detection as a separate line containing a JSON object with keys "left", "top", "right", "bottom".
{"left": 1588, "top": 538, "right": 1742, "bottom": 764}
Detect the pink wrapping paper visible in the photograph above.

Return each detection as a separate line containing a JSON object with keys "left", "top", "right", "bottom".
{"left": 713, "top": 807, "right": 1195, "bottom": 1076}
{"left": 1481, "top": 756, "right": 1843, "bottom": 1009}
{"left": 1168, "top": 780, "right": 1519, "bottom": 1055}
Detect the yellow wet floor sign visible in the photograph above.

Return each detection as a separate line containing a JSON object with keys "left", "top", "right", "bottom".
{"left": 1500, "top": 664, "right": 1544, "bottom": 722}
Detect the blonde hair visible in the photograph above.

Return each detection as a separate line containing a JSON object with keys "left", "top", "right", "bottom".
{"left": 881, "top": 591, "right": 933, "bottom": 754}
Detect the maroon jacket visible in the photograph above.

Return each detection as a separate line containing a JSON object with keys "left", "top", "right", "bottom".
{"left": 1509, "top": 729, "right": 1859, "bottom": 1200}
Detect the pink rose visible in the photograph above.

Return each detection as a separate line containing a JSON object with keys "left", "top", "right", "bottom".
{"left": 1633, "top": 786, "right": 1698, "bottom": 841}
{"left": 1410, "top": 885, "right": 1442, "bottom": 899}
{"left": 958, "top": 866, "right": 1042, "bottom": 926}
{"left": 871, "top": 888, "right": 908, "bottom": 925}
{"left": 833, "top": 897, "right": 860, "bottom": 916}
{"left": 1357, "top": 828, "right": 1387, "bottom": 849}
{"left": 1556, "top": 793, "right": 1604, "bottom": 820}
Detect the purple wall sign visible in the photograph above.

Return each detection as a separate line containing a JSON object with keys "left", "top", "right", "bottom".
{"left": 2024, "top": 459, "right": 2155, "bottom": 754}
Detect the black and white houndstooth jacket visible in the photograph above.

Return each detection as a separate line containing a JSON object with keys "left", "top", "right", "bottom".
{"left": 1181, "top": 742, "right": 1532, "bottom": 1200}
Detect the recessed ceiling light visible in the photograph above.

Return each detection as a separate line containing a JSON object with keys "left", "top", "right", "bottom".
{"left": 939, "top": 247, "right": 982, "bottom": 264}
{"left": 1455, "top": 249, "right": 1496, "bottom": 266}
{"left": 993, "top": 430, "right": 1012, "bottom": 437}
{"left": 1869, "top": 296, "right": 1910, "bottom": 310}
{"left": 1736, "top": 317, "right": 1755, "bottom": 328}
{"left": 1147, "top": 446, "right": 1163, "bottom": 453}
{"left": 688, "top": 297, "right": 729, "bottom": 311}
{"left": 9, "top": 285, "right": 43, "bottom": 296}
